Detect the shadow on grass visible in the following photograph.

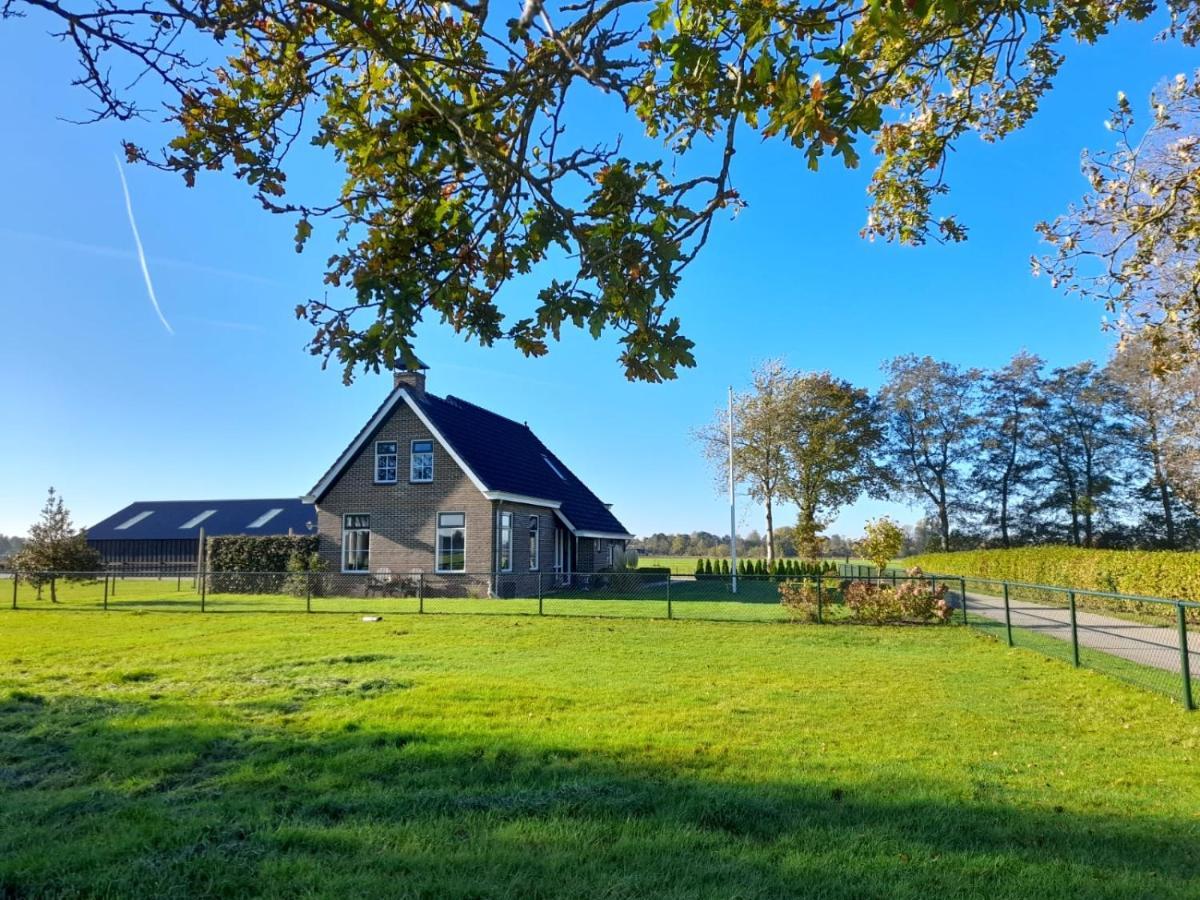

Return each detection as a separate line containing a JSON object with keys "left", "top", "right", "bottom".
{"left": 1, "top": 693, "right": 1197, "bottom": 898}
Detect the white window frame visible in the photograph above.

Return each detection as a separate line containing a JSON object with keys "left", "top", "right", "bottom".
{"left": 498, "top": 511, "right": 513, "bottom": 573}
{"left": 374, "top": 441, "right": 398, "bottom": 484}
{"left": 341, "top": 513, "right": 371, "bottom": 573}
{"left": 410, "top": 439, "right": 434, "bottom": 483}
{"left": 529, "top": 516, "right": 540, "bottom": 571}
{"left": 436, "top": 512, "right": 466, "bottom": 574}
{"left": 594, "top": 538, "right": 602, "bottom": 555}
{"left": 607, "top": 544, "right": 614, "bottom": 567}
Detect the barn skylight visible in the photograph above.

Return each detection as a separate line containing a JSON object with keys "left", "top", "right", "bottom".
{"left": 115, "top": 510, "right": 153, "bottom": 530}
{"left": 179, "top": 510, "right": 217, "bottom": 529}
{"left": 248, "top": 508, "right": 283, "bottom": 528}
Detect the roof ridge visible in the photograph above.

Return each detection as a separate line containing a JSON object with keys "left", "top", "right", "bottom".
{"left": 438, "top": 393, "right": 530, "bottom": 429}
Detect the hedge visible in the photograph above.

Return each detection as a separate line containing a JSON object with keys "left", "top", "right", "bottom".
{"left": 903, "top": 547, "right": 1200, "bottom": 622}
{"left": 206, "top": 535, "right": 320, "bottom": 594}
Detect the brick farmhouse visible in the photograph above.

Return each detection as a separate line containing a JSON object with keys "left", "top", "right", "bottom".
{"left": 304, "top": 363, "right": 633, "bottom": 588}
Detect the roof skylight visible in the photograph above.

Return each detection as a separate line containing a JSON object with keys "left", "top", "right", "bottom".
{"left": 179, "top": 509, "right": 217, "bottom": 529}
{"left": 542, "top": 454, "right": 567, "bottom": 481}
{"left": 115, "top": 510, "right": 154, "bottom": 530}
{"left": 247, "top": 508, "right": 284, "bottom": 528}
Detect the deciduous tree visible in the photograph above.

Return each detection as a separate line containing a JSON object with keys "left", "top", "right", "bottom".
{"left": 877, "top": 355, "right": 979, "bottom": 551}
{"left": 972, "top": 351, "right": 1044, "bottom": 547}
{"left": 5, "top": 0, "right": 1190, "bottom": 379}
{"left": 783, "top": 372, "right": 883, "bottom": 560}
{"left": 695, "top": 359, "right": 793, "bottom": 564}
{"left": 1039, "top": 73, "right": 1200, "bottom": 368}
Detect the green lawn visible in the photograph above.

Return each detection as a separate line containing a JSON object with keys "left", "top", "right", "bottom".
{"left": 3, "top": 606, "right": 1199, "bottom": 897}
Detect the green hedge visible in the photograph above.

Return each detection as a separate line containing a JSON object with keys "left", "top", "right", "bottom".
{"left": 903, "top": 547, "right": 1200, "bottom": 622}
{"left": 636, "top": 566, "right": 672, "bottom": 576}
{"left": 206, "top": 535, "right": 320, "bottom": 594}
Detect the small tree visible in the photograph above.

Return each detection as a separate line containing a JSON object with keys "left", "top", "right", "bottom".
{"left": 12, "top": 488, "right": 102, "bottom": 602}
{"left": 860, "top": 517, "right": 905, "bottom": 576}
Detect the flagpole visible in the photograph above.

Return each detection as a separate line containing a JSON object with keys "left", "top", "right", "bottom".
{"left": 728, "top": 385, "right": 737, "bottom": 594}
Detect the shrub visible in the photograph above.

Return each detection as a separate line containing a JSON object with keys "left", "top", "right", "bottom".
{"left": 844, "top": 577, "right": 951, "bottom": 625}
{"left": 695, "top": 558, "right": 705, "bottom": 576}
{"left": 778, "top": 580, "right": 821, "bottom": 622}
{"left": 636, "top": 566, "right": 672, "bottom": 576}
{"left": 861, "top": 517, "right": 904, "bottom": 574}
{"left": 705, "top": 558, "right": 714, "bottom": 576}
{"left": 720, "top": 559, "right": 730, "bottom": 575}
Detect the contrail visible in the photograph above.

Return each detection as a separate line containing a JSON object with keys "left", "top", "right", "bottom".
{"left": 114, "top": 155, "right": 174, "bottom": 335}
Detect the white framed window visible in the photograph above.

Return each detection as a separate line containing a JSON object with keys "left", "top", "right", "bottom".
{"left": 342, "top": 514, "right": 370, "bottom": 573}
{"left": 594, "top": 538, "right": 602, "bottom": 554}
{"left": 375, "top": 441, "right": 398, "bottom": 484}
{"left": 498, "top": 511, "right": 513, "bottom": 572}
{"left": 410, "top": 439, "right": 434, "bottom": 482}
{"left": 529, "top": 516, "right": 540, "bottom": 571}
{"left": 607, "top": 544, "right": 614, "bottom": 567}
{"left": 436, "top": 512, "right": 466, "bottom": 573}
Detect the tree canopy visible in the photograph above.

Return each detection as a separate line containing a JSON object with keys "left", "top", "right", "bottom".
{"left": 5, "top": 0, "right": 1191, "bottom": 379}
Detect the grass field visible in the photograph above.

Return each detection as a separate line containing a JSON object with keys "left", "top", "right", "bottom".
{"left": 3, "top": 606, "right": 1200, "bottom": 897}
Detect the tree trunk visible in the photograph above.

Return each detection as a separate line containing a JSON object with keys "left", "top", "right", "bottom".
{"left": 999, "top": 479, "right": 1010, "bottom": 548}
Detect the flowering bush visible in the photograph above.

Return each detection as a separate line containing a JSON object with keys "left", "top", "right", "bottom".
{"left": 778, "top": 580, "right": 821, "bottom": 622}
{"left": 843, "top": 572, "right": 952, "bottom": 625}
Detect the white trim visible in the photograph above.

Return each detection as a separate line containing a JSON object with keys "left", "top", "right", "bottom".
{"left": 409, "top": 438, "right": 434, "bottom": 483}
{"left": 482, "top": 491, "right": 561, "bottom": 508}
{"left": 341, "top": 512, "right": 371, "bottom": 574}
{"left": 498, "top": 510, "right": 513, "bottom": 573}
{"left": 374, "top": 440, "right": 399, "bottom": 484}
{"left": 399, "top": 393, "right": 491, "bottom": 495}
{"left": 529, "top": 515, "right": 540, "bottom": 571}
{"left": 308, "top": 387, "right": 490, "bottom": 500}
{"left": 435, "top": 510, "right": 467, "bottom": 574}
{"left": 574, "top": 529, "right": 636, "bottom": 540}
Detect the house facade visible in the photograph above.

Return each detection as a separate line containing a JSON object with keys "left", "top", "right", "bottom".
{"left": 304, "top": 364, "right": 632, "bottom": 589}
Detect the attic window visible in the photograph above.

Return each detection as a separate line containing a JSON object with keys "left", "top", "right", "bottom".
{"left": 375, "top": 441, "right": 398, "bottom": 484}
{"left": 115, "top": 510, "right": 153, "bottom": 530}
{"left": 542, "top": 455, "right": 567, "bottom": 481}
{"left": 180, "top": 510, "right": 217, "bottom": 529}
{"left": 248, "top": 508, "right": 283, "bottom": 528}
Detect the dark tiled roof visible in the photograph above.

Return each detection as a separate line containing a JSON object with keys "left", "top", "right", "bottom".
{"left": 412, "top": 393, "right": 631, "bottom": 536}
{"left": 88, "top": 499, "right": 316, "bottom": 541}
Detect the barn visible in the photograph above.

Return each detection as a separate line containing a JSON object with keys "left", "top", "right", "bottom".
{"left": 87, "top": 498, "right": 316, "bottom": 569}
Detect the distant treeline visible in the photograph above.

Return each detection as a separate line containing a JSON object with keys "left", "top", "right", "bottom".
{"left": 0, "top": 534, "right": 26, "bottom": 560}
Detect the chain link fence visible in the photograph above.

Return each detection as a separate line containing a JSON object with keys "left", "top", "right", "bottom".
{"left": 839, "top": 563, "right": 1199, "bottom": 708}
{"left": 6, "top": 563, "right": 1197, "bottom": 708}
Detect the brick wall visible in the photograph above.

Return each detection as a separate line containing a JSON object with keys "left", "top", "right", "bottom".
{"left": 315, "top": 399, "right": 494, "bottom": 575}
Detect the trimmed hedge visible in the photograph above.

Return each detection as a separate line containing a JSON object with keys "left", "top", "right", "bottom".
{"left": 903, "top": 547, "right": 1200, "bottom": 622}
{"left": 206, "top": 535, "right": 320, "bottom": 594}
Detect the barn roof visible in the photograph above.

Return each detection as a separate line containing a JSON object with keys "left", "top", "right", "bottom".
{"left": 87, "top": 499, "right": 316, "bottom": 541}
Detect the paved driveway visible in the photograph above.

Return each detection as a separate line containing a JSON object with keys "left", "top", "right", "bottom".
{"left": 959, "top": 589, "right": 1200, "bottom": 677}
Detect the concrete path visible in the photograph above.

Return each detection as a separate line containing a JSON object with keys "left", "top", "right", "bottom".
{"left": 956, "top": 589, "right": 1200, "bottom": 678}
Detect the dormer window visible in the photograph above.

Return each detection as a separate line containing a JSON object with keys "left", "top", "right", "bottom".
{"left": 374, "top": 441, "right": 398, "bottom": 484}
{"left": 411, "top": 440, "right": 434, "bottom": 482}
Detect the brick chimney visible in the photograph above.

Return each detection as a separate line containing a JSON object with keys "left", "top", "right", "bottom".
{"left": 394, "top": 357, "right": 429, "bottom": 395}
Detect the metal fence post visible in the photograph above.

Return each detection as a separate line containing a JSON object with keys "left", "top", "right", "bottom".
{"left": 305, "top": 571, "right": 312, "bottom": 614}
{"left": 538, "top": 573, "right": 544, "bottom": 616}
{"left": 1177, "top": 605, "right": 1194, "bottom": 711}
{"left": 816, "top": 572, "right": 824, "bottom": 624}
{"left": 1003, "top": 582, "right": 1013, "bottom": 647}
{"left": 959, "top": 576, "right": 968, "bottom": 625}
{"left": 667, "top": 575, "right": 673, "bottom": 620}
{"left": 11, "top": 574, "right": 17, "bottom": 610}
{"left": 103, "top": 574, "right": 109, "bottom": 611}
{"left": 200, "top": 571, "right": 207, "bottom": 613}
{"left": 418, "top": 572, "right": 424, "bottom": 614}
{"left": 1068, "top": 590, "right": 1080, "bottom": 667}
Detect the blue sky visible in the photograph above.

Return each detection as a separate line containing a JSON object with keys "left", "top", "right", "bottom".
{"left": 0, "top": 11, "right": 1192, "bottom": 541}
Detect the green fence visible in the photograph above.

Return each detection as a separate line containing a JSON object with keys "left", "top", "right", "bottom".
{"left": 840, "top": 563, "right": 1198, "bottom": 709}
